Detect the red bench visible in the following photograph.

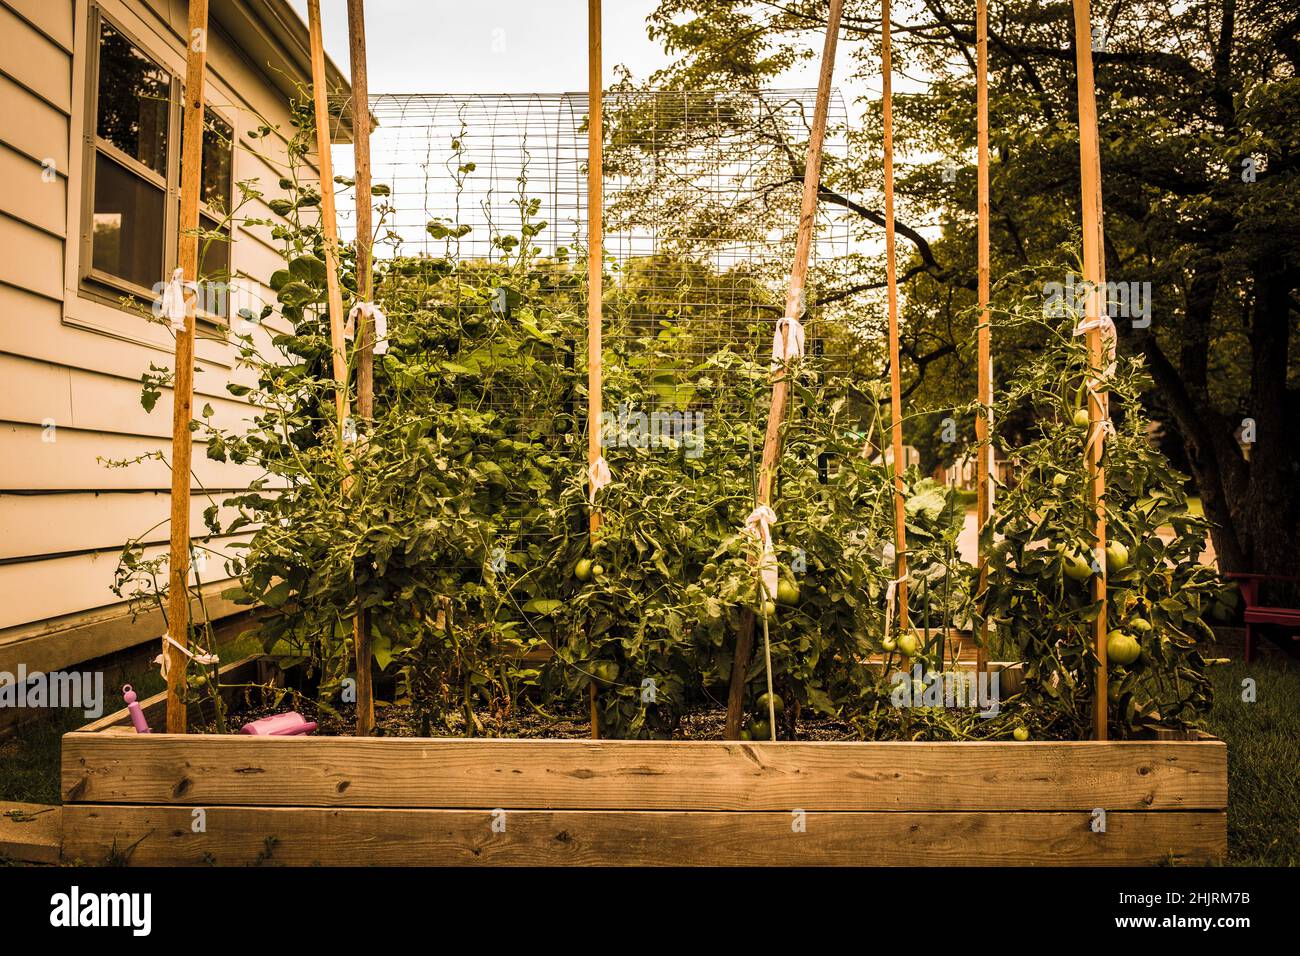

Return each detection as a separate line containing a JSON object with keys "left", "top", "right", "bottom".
{"left": 1225, "top": 573, "right": 1300, "bottom": 662}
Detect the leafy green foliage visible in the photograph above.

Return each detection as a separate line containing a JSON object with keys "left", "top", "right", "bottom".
{"left": 981, "top": 302, "right": 1227, "bottom": 736}
{"left": 115, "top": 101, "right": 1221, "bottom": 743}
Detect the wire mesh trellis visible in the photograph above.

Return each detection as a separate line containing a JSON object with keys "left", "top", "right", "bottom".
{"left": 331, "top": 89, "right": 854, "bottom": 555}
{"left": 336, "top": 89, "right": 850, "bottom": 265}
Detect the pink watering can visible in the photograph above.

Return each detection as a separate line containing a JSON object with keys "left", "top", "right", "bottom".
{"left": 239, "top": 712, "right": 317, "bottom": 736}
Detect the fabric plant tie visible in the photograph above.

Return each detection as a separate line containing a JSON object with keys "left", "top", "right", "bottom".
{"left": 1083, "top": 415, "right": 1116, "bottom": 461}
{"left": 882, "top": 573, "right": 908, "bottom": 644}
{"left": 744, "top": 504, "right": 779, "bottom": 601}
{"left": 347, "top": 301, "right": 390, "bottom": 355}
{"left": 588, "top": 455, "right": 612, "bottom": 504}
{"left": 1073, "top": 312, "right": 1118, "bottom": 456}
{"left": 154, "top": 633, "right": 219, "bottom": 680}
{"left": 771, "top": 315, "right": 806, "bottom": 365}
{"left": 1072, "top": 311, "right": 1117, "bottom": 368}
{"left": 161, "top": 268, "right": 194, "bottom": 331}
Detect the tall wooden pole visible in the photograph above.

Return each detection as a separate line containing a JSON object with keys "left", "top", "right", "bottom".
{"left": 723, "top": 0, "right": 844, "bottom": 739}
{"left": 164, "top": 0, "right": 210, "bottom": 734}
{"left": 307, "top": 0, "right": 349, "bottom": 429}
{"left": 347, "top": 0, "right": 375, "bottom": 737}
{"left": 882, "top": 0, "right": 911, "bottom": 640}
{"left": 1071, "top": 0, "right": 1109, "bottom": 740}
{"left": 974, "top": 0, "right": 992, "bottom": 673}
{"left": 587, "top": 0, "right": 604, "bottom": 739}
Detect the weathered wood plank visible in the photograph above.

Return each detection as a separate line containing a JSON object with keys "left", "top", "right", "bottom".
{"left": 62, "top": 735, "right": 1227, "bottom": 811}
{"left": 0, "top": 802, "right": 61, "bottom": 864}
{"left": 59, "top": 805, "right": 1226, "bottom": 867}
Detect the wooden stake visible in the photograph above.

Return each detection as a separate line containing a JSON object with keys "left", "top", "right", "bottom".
{"left": 882, "top": 0, "right": 911, "bottom": 638}
{"left": 346, "top": 0, "right": 375, "bottom": 737}
{"left": 587, "top": 0, "right": 603, "bottom": 740}
{"left": 164, "top": 0, "right": 210, "bottom": 735}
{"left": 1071, "top": 0, "right": 1109, "bottom": 740}
{"left": 724, "top": 0, "right": 844, "bottom": 739}
{"left": 307, "top": 0, "right": 349, "bottom": 430}
{"left": 974, "top": 0, "right": 992, "bottom": 673}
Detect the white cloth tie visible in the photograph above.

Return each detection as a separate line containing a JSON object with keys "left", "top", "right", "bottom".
{"left": 154, "top": 633, "right": 219, "bottom": 680}
{"left": 161, "top": 268, "right": 193, "bottom": 330}
{"left": 1072, "top": 312, "right": 1117, "bottom": 369}
{"left": 588, "top": 455, "right": 612, "bottom": 503}
{"left": 744, "top": 505, "right": 779, "bottom": 601}
{"left": 1073, "top": 311, "right": 1118, "bottom": 455}
{"left": 347, "top": 301, "right": 389, "bottom": 355}
{"left": 1083, "top": 413, "right": 1116, "bottom": 460}
{"left": 771, "top": 315, "right": 806, "bottom": 364}
{"left": 882, "top": 573, "right": 908, "bottom": 646}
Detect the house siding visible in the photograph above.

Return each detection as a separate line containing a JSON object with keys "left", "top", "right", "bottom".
{"left": 0, "top": 0, "right": 332, "bottom": 672}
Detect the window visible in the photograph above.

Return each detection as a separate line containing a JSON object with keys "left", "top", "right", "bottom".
{"left": 82, "top": 9, "right": 236, "bottom": 321}
{"left": 88, "top": 19, "right": 172, "bottom": 293}
{"left": 184, "top": 108, "right": 235, "bottom": 316}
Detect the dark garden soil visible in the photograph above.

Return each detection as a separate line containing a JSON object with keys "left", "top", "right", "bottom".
{"left": 200, "top": 693, "right": 863, "bottom": 741}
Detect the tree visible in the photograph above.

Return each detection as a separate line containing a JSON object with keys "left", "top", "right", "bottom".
{"left": 632, "top": 0, "right": 1300, "bottom": 576}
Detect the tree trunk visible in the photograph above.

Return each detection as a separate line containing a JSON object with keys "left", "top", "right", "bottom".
{"left": 1143, "top": 346, "right": 1247, "bottom": 574}
{"left": 1238, "top": 269, "right": 1300, "bottom": 576}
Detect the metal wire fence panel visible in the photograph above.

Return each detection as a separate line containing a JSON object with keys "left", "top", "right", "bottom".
{"left": 330, "top": 90, "right": 855, "bottom": 561}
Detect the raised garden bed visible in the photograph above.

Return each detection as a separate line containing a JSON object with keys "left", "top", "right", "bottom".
{"left": 60, "top": 657, "right": 1226, "bottom": 866}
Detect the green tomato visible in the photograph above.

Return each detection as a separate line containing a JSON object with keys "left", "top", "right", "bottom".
{"left": 590, "top": 661, "right": 619, "bottom": 684}
{"left": 776, "top": 579, "right": 801, "bottom": 606}
{"left": 896, "top": 632, "right": 919, "bottom": 657}
{"left": 1072, "top": 408, "right": 1092, "bottom": 428}
{"left": 756, "top": 692, "right": 784, "bottom": 716}
{"left": 1104, "top": 541, "right": 1129, "bottom": 573}
{"left": 1012, "top": 726, "right": 1030, "bottom": 742}
{"left": 590, "top": 563, "right": 605, "bottom": 578}
{"left": 1129, "top": 616, "right": 1152, "bottom": 633}
{"left": 1061, "top": 546, "right": 1094, "bottom": 583}
{"left": 574, "top": 558, "right": 593, "bottom": 581}
{"left": 1106, "top": 630, "right": 1141, "bottom": 666}
{"left": 749, "top": 719, "right": 771, "bottom": 741}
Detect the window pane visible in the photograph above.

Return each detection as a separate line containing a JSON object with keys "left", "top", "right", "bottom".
{"left": 92, "top": 152, "right": 165, "bottom": 288}
{"left": 194, "top": 212, "right": 231, "bottom": 320}
{"left": 198, "top": 213, "right": 230, "bottom": 281}
{"left": 202, "top": 110, "right": 234, "bottom": 212}
{"left": 96, "top": 21, "right": 170, "bottom": 177}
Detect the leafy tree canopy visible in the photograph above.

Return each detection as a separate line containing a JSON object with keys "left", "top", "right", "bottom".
{"left": 627, "top": 0, "right": 1300, "bottom": 576}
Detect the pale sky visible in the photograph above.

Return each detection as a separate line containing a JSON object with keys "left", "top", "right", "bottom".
{"left": 288, "top": 2, "right": 904, "bottom": 142}
{"left": 290, "top": 2, "right": 929, "bottom": 266}
{"left": 291, "top": 0, "right": 753, "bottom": 94}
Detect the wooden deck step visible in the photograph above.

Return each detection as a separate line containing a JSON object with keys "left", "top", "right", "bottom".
{"left": 0, "top": 801, "right": 61, "bottom": 864}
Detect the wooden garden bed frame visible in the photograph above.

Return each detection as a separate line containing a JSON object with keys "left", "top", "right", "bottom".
{"left": 61, "top": 657, "right": 1226, "bottom": 866}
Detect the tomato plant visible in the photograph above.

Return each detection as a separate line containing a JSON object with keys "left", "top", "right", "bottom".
{"left": 979, "top": 298, "right": 1226, "bottom": 737}
{"left": 116, "top": 109, "right": 1223, "bottom": 744}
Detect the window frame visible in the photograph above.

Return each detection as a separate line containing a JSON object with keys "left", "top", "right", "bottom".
{"left": 78, "top": 3, "right": 238, "bottom": 328}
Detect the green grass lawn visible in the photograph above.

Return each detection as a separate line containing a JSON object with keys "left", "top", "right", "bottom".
{"left": 1204, "top": 653, "right": 1300, "bottom": 866}
{"left": 0, "top": 633, "right": 262, "bottom": 807}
